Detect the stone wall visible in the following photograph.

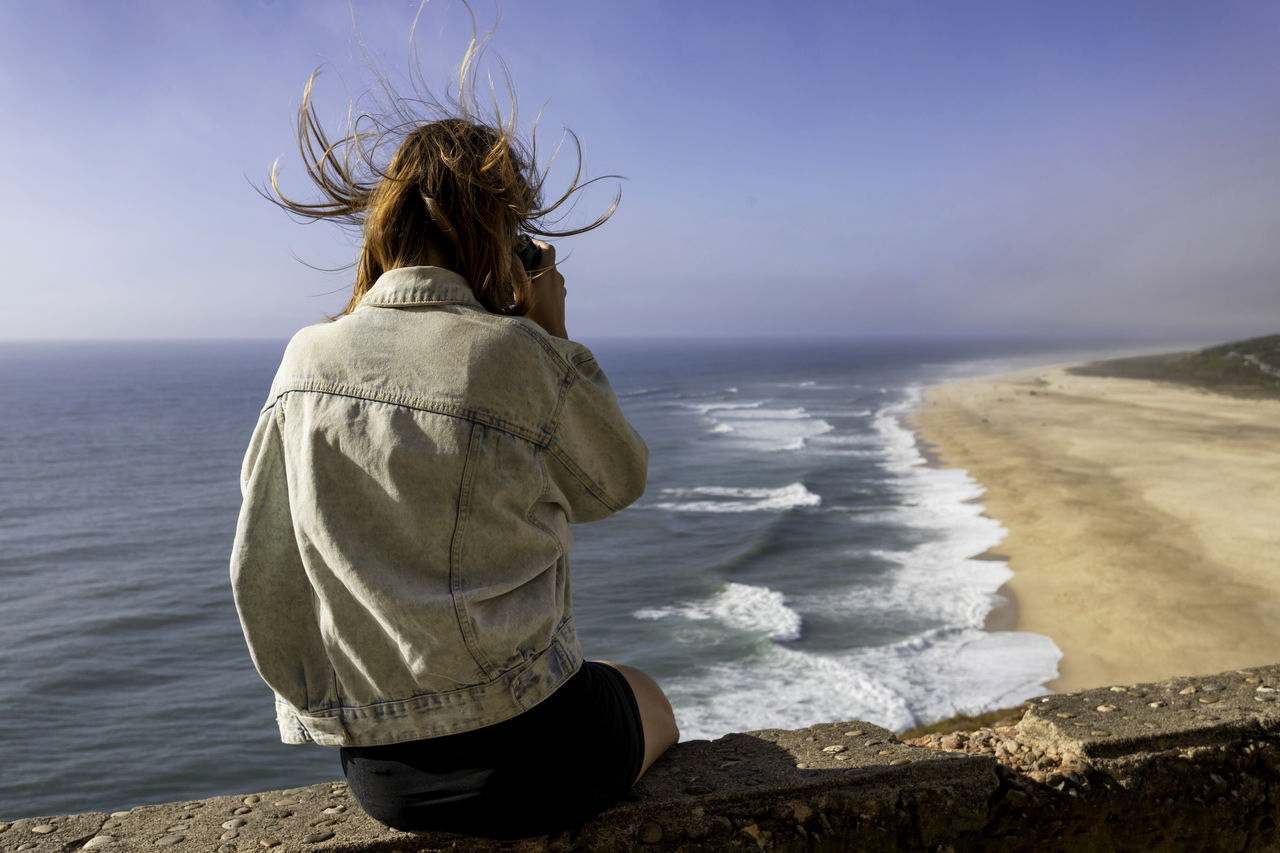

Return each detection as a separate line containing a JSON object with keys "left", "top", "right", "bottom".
{"left": 5, "top": 664, "right": 1280, "bottom": 852}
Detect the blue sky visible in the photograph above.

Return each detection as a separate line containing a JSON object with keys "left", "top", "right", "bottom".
{"left": 1, "top": 0, "right": 1277, "bottom": 341}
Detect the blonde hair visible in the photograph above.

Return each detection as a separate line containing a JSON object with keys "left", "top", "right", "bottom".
{"left": 264, "top": 14, "right": 617, "bottom": 316}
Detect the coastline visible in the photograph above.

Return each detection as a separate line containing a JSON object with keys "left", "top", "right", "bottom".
{"left": 911, "top": 362, "right": 1280, "bottom": 693}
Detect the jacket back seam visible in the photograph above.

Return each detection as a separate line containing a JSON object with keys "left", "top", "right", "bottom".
{"left": 526, "top": 446, "right": 568, "bottom": 554}
{"left": 355, "top": 299, "right": 574, "bottom": 373}
{"left": 272, "top": 382, "right": 552, "bottom": 446}
{"left": 545, "top": 440, "right": 626, "bottom": 513}
{"left": 448, "top": 421, "right": 499, "bottom": 679}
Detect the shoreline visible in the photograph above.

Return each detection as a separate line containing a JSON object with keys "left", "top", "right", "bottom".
{"left": 911, "top": 427, "right": 1021, "bottom": 649}
{"left": 978, "top": 572, "right": 1018, "bottom": 634}
{"left": 911, "top": 361, "right": 1280, "bottom": 694}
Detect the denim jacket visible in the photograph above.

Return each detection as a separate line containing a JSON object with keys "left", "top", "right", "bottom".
{"left": 230, "top": 267, "right": 647, "bottom": 747}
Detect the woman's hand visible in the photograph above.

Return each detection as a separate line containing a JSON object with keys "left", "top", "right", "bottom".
{"left": 519, "top": 240, "right": 567, "bottom": 338}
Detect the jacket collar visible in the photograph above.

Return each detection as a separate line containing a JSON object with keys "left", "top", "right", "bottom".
{"left": 358, "top": 266, "right": 481, "bottom": 309}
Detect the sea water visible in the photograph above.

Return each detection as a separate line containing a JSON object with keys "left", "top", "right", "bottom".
{"left": 0, "top": 337, "right": 1135, "bottom": 819}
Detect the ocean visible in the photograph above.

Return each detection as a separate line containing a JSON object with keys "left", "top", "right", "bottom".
{"left": 0, "top": 337, "right": 1138, "bottom": 820}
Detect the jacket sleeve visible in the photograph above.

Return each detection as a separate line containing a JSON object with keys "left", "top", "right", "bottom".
{"left": 542, "top": 344, "right": 648, "bottom": 523}
{"left": 229, "top": 398, "right": 328, "bottom": 724}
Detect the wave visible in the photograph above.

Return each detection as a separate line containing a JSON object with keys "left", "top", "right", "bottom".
{"left": 651, "top": 482, "right": 821, "bottom": 513}
{"left": 684, "top": 400, "right": 764, "bottom": 414}
{"left": 871, "top": 386, "right": 928, "bottom": 470}
{"left": 628, "top": 380, "right": 1061, "bottom": 742}
{"left": 802, "top": 431, "right": 880, "bottom": 457}
{"left": 650, "top": 623, "right": 1059, "bottom": 740}
{"left": 634, "top": 581, "right": 802, "bottom": 642}
{"left": 806, "top": 435, "right": 876, "bottom": 448}
{"left": 684, "top": 400, "right": 834, "bottom": 451}
{"left": 645, "top": 383, "right": 1060, "bottom": 741}
{"left": 670, "top": 387, "right": 740, "bottom": 401}
{"left": 834, "top": 384, "right": 1024, "bottom": 630}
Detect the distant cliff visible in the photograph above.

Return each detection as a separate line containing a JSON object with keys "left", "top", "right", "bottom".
{"left": 1070, "top": 333, "right": 1280, "bottom": 398}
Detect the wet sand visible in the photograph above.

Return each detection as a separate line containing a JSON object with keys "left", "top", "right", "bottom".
{"left": 912, "top": 364, "right": 1280, "bottom": 693}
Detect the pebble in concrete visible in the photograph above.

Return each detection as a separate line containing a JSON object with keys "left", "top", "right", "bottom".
{"left": 637, "top": 821, "right": 663, "bottom": 843}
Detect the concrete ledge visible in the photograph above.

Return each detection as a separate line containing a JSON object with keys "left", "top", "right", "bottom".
{"left": 5, "top": 664, "right": 1280, "bottom": 851}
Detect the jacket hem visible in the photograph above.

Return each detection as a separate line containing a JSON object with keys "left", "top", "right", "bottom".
{"left": 275, "top": 624, "right": 584, "bottom": 747}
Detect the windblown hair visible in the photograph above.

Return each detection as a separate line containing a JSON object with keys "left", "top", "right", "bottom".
{"left": 264, "top": 19, "right": 616, "bottom": 317}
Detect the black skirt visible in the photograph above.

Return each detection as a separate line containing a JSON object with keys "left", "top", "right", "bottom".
{"left": 339, "top": 661, "right": 646, "bottom": 839}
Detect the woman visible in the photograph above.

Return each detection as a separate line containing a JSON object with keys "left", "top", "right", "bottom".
{"left": 230, "top": 38, "right": 678, "bottom": 839}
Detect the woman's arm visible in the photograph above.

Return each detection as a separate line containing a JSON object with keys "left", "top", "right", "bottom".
{"left": 520, "top": 240, "right": 567, "bottom": 339}
{"left": 515, "top": 238, "right": 646, "bottom": 518}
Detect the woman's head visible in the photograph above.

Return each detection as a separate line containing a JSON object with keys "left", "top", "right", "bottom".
{"left": 359, "top": 118, "right": 539, "bottom": 315}
{"left": 265, "top": 22, "right": 616, "bottom": 317}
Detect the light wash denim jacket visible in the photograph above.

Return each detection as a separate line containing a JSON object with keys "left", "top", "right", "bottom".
{"left": 230, "top": 267, "right": 647, "bottom": 747}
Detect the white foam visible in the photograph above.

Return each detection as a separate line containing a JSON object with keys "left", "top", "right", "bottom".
{"left": 618, "top": 387, "right": 663, "bottom": 398}
{"left": 801, "top": 405, "right": 876, "bottom": 419}
{"left": 684, "top": 401, "right": 764, "bottom": 415}
{"left": 685, "top": 401, "right": 835, "bottom": 451}
{"left": 801, "top": 447, "right": 880, "bottom": 458}
{"left": 651, "top": 482, "right": 821, "bottom": 513}
{"left": 635, "top": 380, "right": 1063, "bottom": 742}
{"left": 662, "top": 626, "right": 1059, "bottom": 740}
{"left": 654, "top": 383, "right": 1061, "bottom": 740}
{"left": 712, "top": 583, "right": 803, "bottom": 641}
{"left": 668, "top": 644, "right": 912, "bottom": 738}
{"left": 872, "top": 386, "right": 929, "bottom": 470}
{"left": 804, "top": 432, "right": 879, "bottom": 456}
{"left": 811, "top": 530, "right": 1010, "bottom": 631}
{"left": 808, "top": 433, "right": 876, "bottom": 446}
{"left": 830, "top": 386, "right": 1022, "bottom": 630}
{"left": 634, "top": 582, "right": 803, "bottom": 642}
{"left": 850, "top": 627, "right": 1061, "bottom": 726}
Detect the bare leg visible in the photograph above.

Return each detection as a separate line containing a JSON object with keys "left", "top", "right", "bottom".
{"left": 594, "top": 660, "right": 679, "bottom": 781}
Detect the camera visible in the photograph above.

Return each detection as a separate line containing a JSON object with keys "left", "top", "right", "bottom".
{"left": 514, "top": 234, "right": 543, "bottom": 273}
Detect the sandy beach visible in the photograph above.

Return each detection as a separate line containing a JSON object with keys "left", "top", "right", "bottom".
{"left": 912, "top": 363, "right": 1280, "bottom": 693}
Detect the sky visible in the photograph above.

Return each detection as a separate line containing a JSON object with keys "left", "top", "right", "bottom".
{"left": 1, "top": 0, "right": 1278, "bottom": 342}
